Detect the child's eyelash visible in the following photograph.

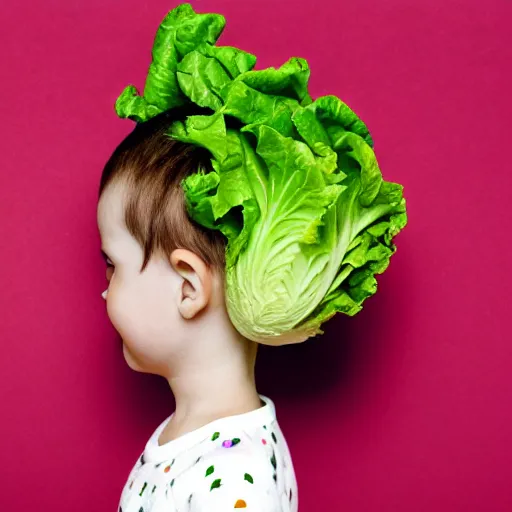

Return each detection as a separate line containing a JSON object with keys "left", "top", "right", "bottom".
{"left": 101, "top": 250, "right": 114, "bottom": 266}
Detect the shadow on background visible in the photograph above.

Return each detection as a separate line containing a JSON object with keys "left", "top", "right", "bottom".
{"left": 254, "top": 256, "right": 413, "bottom": 414}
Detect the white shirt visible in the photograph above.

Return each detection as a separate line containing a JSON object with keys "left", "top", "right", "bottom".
{"left": 117, "top": 394, "right": 298, "bottom": 511}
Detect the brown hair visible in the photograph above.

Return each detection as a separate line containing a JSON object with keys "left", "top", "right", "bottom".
{"left": 98, "top": 105, "right": 227, "bottom": 277}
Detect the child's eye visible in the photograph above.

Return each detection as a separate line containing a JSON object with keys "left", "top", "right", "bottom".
{"left": 101, "top": 250, "right": 114, "bottom": 268}
{"left": 106, "top": 264, "right": 115, "bottom": 280}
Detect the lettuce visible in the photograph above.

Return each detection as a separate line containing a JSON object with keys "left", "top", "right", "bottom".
{"left": 115, "top": 3, "right": 408, "bottom": 345}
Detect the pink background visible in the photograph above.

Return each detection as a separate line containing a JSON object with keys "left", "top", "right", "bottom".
{"left": 1, "top": 0, "right": 511, "bottom": 510}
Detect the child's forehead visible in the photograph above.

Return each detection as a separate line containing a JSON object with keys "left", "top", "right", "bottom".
{"left": 97, "top": 183, "right": 127, "bottom": 237}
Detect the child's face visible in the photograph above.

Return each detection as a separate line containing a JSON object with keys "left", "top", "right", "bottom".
{"left": 96, "top": 182, "right": 185, "bottom": 376}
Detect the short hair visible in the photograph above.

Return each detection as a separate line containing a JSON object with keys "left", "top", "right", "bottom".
{"left": 98, "top": 105, "right": 227, "bottom": 277}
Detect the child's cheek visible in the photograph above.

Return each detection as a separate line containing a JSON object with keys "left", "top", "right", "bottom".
{"left": 105, "top": 277, "right": 132, "bottom": 339}
{"left": 107, "top": 278, "right": 146, "bottom": 349}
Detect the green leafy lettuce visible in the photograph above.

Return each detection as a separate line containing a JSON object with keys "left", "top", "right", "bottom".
{"left": 115, "top": 2, "right": 408, "bottom": 345}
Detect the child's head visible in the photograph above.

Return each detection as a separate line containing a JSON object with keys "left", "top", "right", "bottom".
{"left": 97, "top": 107, "right": 253, "bottom": 377}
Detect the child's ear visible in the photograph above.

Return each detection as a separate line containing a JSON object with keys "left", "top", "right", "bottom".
{"left": 170, "top": 249, "right": 212, "bottom": 320}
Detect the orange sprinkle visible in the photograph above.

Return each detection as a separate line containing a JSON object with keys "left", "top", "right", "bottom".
{"left": 234, "top": 499, "right": 247, "bottom": 508}
{"left": 164, "top": 465, "right": 171, "bottom": 473}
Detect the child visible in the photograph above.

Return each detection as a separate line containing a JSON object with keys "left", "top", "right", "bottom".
{"left": 97, "top": 108, "right": 298, "bottom": 511}
{"left": 97, "top": 3, "right": 407, "bottom": 511}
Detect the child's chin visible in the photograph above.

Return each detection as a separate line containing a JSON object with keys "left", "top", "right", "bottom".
{"left": 122, "top": 342, "right": 143, "bottom": 372}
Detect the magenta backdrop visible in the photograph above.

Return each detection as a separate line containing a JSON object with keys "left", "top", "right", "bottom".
{"left": 1, "top": 0, "right": 511, "bottom": 510}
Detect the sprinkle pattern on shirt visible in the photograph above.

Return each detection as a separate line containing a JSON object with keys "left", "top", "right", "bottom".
{"left": 117, "top": 394, "right": 298, "bottom": 512}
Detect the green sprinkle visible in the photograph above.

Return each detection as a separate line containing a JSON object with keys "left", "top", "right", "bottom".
{"left": 170, "top": 479, "right": 175, "bottom": 487}
{"left": 271, "top": 432, "right": 277, "bottom": 443}
{"left": 205, "top": 465, "right": 214, "bottom": 477}
{"left": 210, "top": 478, "right": 222, "bottom": 491}
{"left": 211, "top": 432, "right": 220, "bottom": 441}
{"left": 244, "top": 473, "right": 254, "bottom": 484}
{"left": 231, "top": 437, "right": 241, "bottom": 445}
{"left": 270, "top": 454, "right": 277, "bottom": 469}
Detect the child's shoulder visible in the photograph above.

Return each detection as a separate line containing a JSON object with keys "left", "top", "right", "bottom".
{"left": 192, "top": 421, "right": 279, "bottom": 477}
{"left": 169, "top": 424, "right": 282, "bottom": 509}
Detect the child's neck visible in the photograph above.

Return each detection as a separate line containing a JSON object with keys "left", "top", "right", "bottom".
{"left": 160, "top": 340, "right": 260, "bottom": 444}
